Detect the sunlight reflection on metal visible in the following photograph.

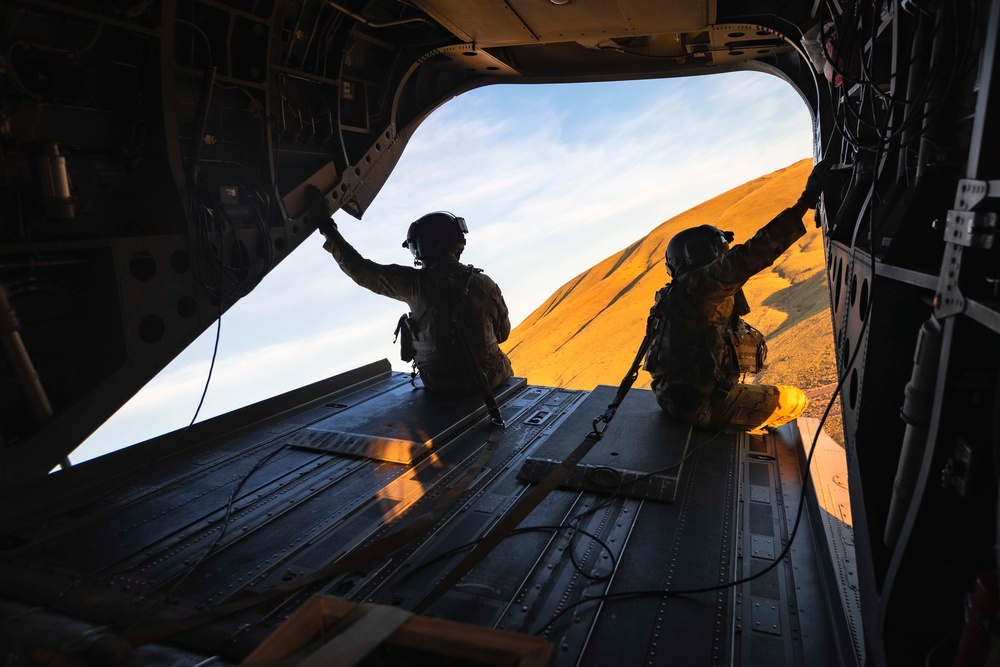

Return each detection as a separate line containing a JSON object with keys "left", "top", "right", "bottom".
{"left": 803, "top": 418, "right": 854, "bottom": 530}
{"left": 797, "top": 417, "right": 864, "bottom": 664}
{"left": 375, "top": 449, "right": 444, "bottom": 522}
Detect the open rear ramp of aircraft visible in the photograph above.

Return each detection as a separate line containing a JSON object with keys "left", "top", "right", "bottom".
{"left": 0, "top": 363, "right": 860, "bottom": 665}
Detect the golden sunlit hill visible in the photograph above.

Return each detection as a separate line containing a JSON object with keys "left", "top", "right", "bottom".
{"left": 502, "top": 159, "right": 843, "bottom": 443}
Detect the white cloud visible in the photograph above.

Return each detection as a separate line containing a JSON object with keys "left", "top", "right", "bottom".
{"left": 74, "top": 318, "right": 396, "bottom": 463}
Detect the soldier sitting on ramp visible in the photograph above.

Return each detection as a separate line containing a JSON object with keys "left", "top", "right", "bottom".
{"left": 643, "top": 161, "right": 831, "bottom": 433}
{"left": 319, "top": 208, "right": 513, "bottom": 395}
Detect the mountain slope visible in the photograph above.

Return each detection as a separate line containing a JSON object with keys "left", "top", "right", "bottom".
{"left": 503, "top": 159, "right": 842, "bottom": 440}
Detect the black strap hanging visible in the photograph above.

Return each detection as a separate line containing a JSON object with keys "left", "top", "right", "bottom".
{"left": 454, "top": 266, "right": 505, "bottom": 427}
{"left": 592, "top": 292, "right": 661, "bottom": 435}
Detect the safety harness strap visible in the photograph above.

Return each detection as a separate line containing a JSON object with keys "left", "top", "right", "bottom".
{"left": 454, "top": 266, "right": 505, "bottom": 427}
{"left": 593, "top": 293, "right": 661, "bottom": 433}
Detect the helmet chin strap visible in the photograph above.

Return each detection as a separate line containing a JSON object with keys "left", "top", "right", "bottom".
{"left": 414, "top": 245, "right": 465, "bottom": 269}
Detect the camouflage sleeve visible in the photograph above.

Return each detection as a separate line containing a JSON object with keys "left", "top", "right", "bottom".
{"left": 322, "top": 229, "right": 420, "bottom": 304}
{"left": 495, "top": 286, "right": 511, "bottom": 344}
{"left": 477, "top": 273, "right": 511, "bottom": 343}
{"left": 688, "top": 205, "right": 807, "bottom": 302}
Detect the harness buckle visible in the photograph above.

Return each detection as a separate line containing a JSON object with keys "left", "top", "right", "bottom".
{"left": 591, "top": 410, "right": 614, "bottom": 437}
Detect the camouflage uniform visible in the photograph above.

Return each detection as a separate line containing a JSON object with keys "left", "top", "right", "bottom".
{"left": 644, "top": 204, "right": 810, "bottom": 431}
{"left": 324, "top": 229, "right": 513, "bottom": 394}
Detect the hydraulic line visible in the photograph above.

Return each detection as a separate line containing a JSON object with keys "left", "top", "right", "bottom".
{"left": 0, "top": 283, "right": 69, "bottom": 468}
{"left": 883, "top": 315, "right": 943, "bottom": 548}
{"left": 322, "top": 0, "right": 432, "bottom": 28}
{"left": 188, "top": 66, "right": 217, "bottom": 186}
{"left": 915, "top": 6, "right": 949, "bottom": 177}
{"left": 897, "top": 9, "right": 934, "bottom": 179}
{"left": 0, "top": 284, "right": 52, "bottom": 424}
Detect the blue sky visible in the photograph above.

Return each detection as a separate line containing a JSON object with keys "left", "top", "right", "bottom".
{"left": 73, "top": 70, "right": 813, "bottom": 463}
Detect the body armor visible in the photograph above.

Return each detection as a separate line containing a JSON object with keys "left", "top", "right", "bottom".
{"left": 645, "top": 206, "right": 809, "bottom": 428}
{"left": 324, "top": 227, "right": 512, "bottom": 394}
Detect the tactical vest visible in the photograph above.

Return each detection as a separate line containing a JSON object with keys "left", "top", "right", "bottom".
{"left": 728, "top": 318, "right": 768, "bottom": 374}
{"left": 644, "top": 281, "right": 767, "bottom": 387}
{"left": 397, "top": 265, "right": 495, "bottom": 367}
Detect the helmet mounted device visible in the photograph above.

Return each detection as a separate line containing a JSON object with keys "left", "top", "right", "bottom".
{"left": 402, "top": 212, "right": 468, "bottom": 267}
{"left": 665, "top": 225, "right": 735, "bottom": 277}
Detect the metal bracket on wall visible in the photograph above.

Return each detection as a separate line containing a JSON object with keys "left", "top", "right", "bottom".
{"left": 329, "top": 124, "right": 400, "bottom": 218}
{"left": 953, "top": 178, "right": 1000, "bottom": 210}
{"left": 946, "top": 178, "right": 999, "bottom": 249}
{"left": 935, "top": 241, "right": 966, "bottom": 318}
{"left": 944, "top": 210, "right": 997, "bottom": 249}
{"left": 426, "top": 44, "right": 521, "bottom": 76}
{"left": 934, "top": 179, "right": 1000, "bottom": 318}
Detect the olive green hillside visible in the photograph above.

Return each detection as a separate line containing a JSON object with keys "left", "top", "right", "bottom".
{"left": 501, "top": 159, "right": 843, "bottom": 442}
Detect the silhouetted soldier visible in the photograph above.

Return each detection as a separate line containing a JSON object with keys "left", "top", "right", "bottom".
{"left": 644, "top": 161, "right": 831, "bottom": 432}
{"left": 320, "top": 210, "right": 513, "bottom": 394}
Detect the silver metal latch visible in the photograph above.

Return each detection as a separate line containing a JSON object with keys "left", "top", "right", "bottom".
{"left": 944, "top": 210, "right": 997, "bottom": 249}
{"left": 945, "top": 178, "right": 999, "bottom": 248}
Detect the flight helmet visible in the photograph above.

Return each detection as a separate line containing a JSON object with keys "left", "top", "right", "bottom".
{"left": 665, "top": 225, "right": 735, "bottom": 277}
{"left": 402, "top": 212, "right": 468, "bottom": 267}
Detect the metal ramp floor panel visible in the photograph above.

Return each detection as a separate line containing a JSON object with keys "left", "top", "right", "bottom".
{"left": 0, "top": 369, "right": 858, "bottom": 666}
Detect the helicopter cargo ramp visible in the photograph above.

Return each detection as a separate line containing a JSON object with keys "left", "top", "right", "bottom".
{"left": 0, "top": 360, "right": 861, "bottom": 666}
